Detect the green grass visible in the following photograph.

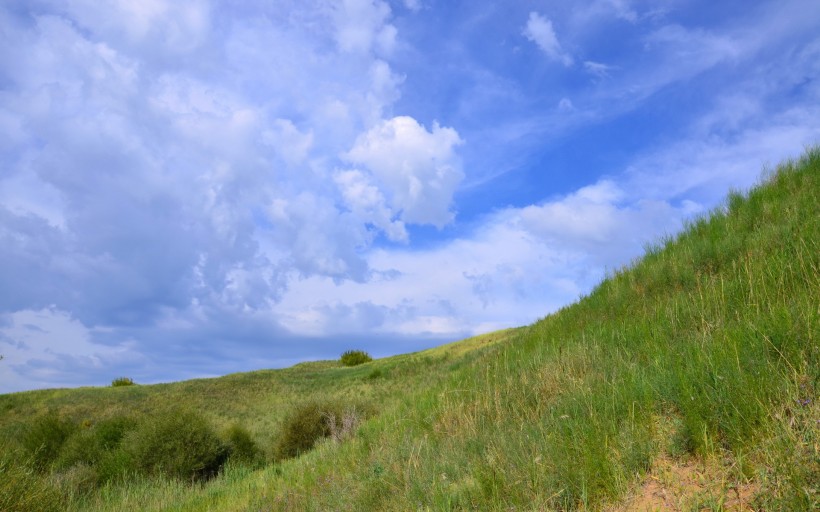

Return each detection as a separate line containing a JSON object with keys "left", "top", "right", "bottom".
{"left": 0, "top": 148, "right": 818, "bottom": 510}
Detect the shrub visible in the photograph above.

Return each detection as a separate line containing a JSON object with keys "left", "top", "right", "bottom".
{"left": 57, "top": 415, "right": 137, "bottom": 472}
{"left": 57, "top": 431, "right": 99, "bottom": 471}
{"left": 111, "top": 377, "right": 135, "bottom": 387}
{"left": 274, "top": 401, "right": 341, "bottom": 460}
{"left": 93, "top": 415, "right": 138, "bottom": 450}
{"left": 223, "top": 424, "right": 262, "bottom": 465}
{"left": 94, "top": 449, "right": 133, "bottom": 484}
{"left": 274, "top": 401, "right": 369, "bottom": 460}
{"left": 340, "top": 350, "right": 373, "bottom": 367}
{"left": 122, "top": 409, "right": 229, "bottom": 481}
{"left": 21, "top": 414, "right": 76, "bottom": 471}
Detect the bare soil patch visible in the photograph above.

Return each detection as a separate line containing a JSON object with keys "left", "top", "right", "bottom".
{"left": 612, "top": 457, "right": 757, "bottom": 511}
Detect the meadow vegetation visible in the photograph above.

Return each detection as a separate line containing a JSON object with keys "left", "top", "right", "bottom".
{"left": 0, "top": 149, "right": 817, "bottom": 510}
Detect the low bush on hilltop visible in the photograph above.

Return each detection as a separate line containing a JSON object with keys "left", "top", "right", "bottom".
{"left": 111, "top": 377, "right": 135, "bottom": 387}
{"left": 340, "top": 350, "right": 372, "bottom": 366}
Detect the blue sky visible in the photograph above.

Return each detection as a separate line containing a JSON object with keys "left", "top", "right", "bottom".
{"left": 1, "top": 0, "right": 818, "bottom": 393}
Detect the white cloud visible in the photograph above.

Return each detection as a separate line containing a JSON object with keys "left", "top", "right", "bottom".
{"left": 264, "top": 191, "right": 371, "bottom": 281}
{"left": 605, "top": 0, "right": 639, "bottom": 22}
{"left": 262, "top": 119, "right": 314, "bottom": 166}
{"left": 593, "top": 0, "right": 640, "bottom": 23}
{"left": 0, "top": 308, "right": 145, "bottom": 391}
{"left": 48, "top": 0, "right": 212, "bottom": 59}
{"left": 274, "top": 217, "right": 578, "bottom": 340}
{"left": 517, "top": 181, "right": 686, "bottom": 263}
{"left": 523, "top": 12, "right": 573, "bottom": 66}
{"left": 332, "top": 0, "right": 396, "bottom": 55}
{"left": 344, "top": 116, "right": 464, "bottom": 228}
{"left": 583, "top": 60, "right": 613, "bottom": 78}
{"left": 365, "top": 59, "right": 405, "bottom": 122}
{"left": 403, "top": 0, "right": 422, "bottom": 12}
{"left": 334, "top": 169, "right": 408, "bottom": 242}
{"left": 0, "top": 0, "right": 424, "bottom": 370}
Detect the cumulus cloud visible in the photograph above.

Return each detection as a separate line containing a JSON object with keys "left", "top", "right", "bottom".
{"left": 332, "top": 0, "right": 397, "bottom": 55}
{"left": 334, "top": 169, "right": 408, "bottom": 242}
{"left": 343, "top": 116, "right": 464, "bottom": 228}
{"left": 261, "top": 120, "right": 314, "bottom": 166}
{"left": 523, "top": 12, "right": 573, "bottom": 66}
{"left": 39, "top": 0, "right": 213, "bottom": 67}
{"left": 516, "top": 181, "right": 688, "bottom": 265}
{"left": 0, "top": 0, "right": 447, "bottom": 392}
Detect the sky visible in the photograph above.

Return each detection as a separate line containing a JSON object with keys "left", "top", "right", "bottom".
{"left": 1, "top": 0, "right": 819, "bottom": 393}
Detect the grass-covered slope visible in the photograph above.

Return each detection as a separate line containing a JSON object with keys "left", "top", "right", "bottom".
{"left": 242, "top": 148, "right": 816, "bottom": 511}
{"left": 2, "top": 149, "right": 818, "bottom": 511}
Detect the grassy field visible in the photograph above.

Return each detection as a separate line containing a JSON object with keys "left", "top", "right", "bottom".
{"left": 1, "top": 148, "right": 818, "bottom": 510}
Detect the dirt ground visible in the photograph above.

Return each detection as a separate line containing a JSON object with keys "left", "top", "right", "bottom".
{"left": 611, "top": 457, "right": 758, "bottom": 511}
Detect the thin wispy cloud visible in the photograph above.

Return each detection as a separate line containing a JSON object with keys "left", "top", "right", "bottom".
{"left": 1, "top": 0, "right": 818, "bottom": 392}
{"left": 522, "top": 12, "right": 574, "bottom": 66}
{"left": 583, "top": 60, "right": 614, "bottom": 79}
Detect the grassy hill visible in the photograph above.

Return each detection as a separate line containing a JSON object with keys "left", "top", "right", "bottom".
{"left": 1, "top": 149, "right": 818, "bottom": 511}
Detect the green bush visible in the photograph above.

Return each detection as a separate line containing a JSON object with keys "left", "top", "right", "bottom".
{"left": 111, "top": 377, "right": 135, "bottom": 387}
{"left": 223, "top": 424, "right": 262, "bottom": 465}
{"left": 340, "top": 350, "right": 373, "bottom": 367}
{"left": 57, "top": 415, "right": 137, "bottom": 474}
{"left": 273, "top": 400, "right": 372, "bottom": 461}
{"left": 274, "top": 401, "right": 343, "bottom": 460}
{"left": 93, "top": 415, "right": 138, "bottom": 450}
{"left": 94, "top": 448, "right": 134, "bottom": 484}
{"left": 21, "top": 413, "right": 76, "bottom": 471}
{"left": 122, "top": 409, "right": 229, "bottom": 481}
